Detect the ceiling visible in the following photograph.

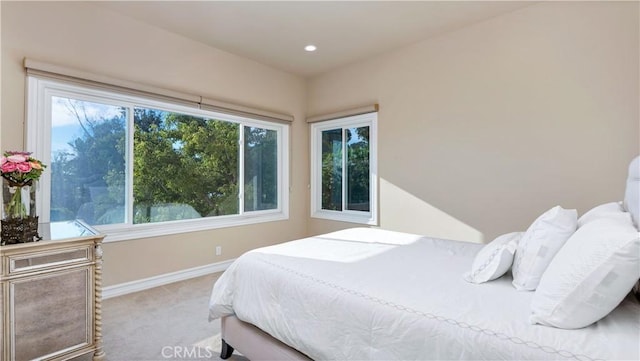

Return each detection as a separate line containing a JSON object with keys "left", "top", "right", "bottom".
{"left": 97, "top": 1, "right": 534, "bottom": 78}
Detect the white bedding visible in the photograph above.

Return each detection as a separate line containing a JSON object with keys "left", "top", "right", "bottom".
{"left": 209, "top": 227, "right": 640, "bottom": 360}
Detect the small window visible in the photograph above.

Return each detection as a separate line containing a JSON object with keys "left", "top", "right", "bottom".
{"left": 310, "top": 112, "right": 377, "bottom": 225}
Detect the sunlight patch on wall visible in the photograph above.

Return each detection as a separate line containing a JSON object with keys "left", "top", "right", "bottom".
{"left": 379, "top": 178, "right": 484, "bottom": 243}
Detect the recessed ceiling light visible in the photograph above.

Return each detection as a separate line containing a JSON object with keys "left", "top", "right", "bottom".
{"left": 304, "top": 45, "right": 317, "bottom": 52}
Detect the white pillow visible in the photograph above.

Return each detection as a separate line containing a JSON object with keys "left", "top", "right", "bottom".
{"left": 623, "top": 155, "right": 639, "bottom": 228}
{"left": 530, "top": 217, "right": 640, "bottom": 329}
{"left": 577, "top": 202, "right": 626, "bottom": 227}
{"left": 511, "top": 206, "right": 577, "bottom": 291}
{"left": 463, "top": 232, "right": 523, "bottom": 284}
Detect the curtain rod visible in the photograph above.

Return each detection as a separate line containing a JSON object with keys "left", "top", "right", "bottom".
{"left": 24, "top": 58, "right": 294, "bottom": 123}
{"left": 306, "top": 104, "right": 378, "bottom": 123}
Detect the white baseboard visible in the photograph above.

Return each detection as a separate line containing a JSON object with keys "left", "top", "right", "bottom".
{"left": 102, "top": 259, "right": 235, "bottom": 300}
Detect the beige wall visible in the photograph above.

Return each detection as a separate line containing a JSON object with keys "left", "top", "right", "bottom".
{"left": 307, "top": 1, "right": 639, "bottom": 242}
{"left": 1, "top": 2, "right": 309, "bottom": 286}
{"left": 1, "top": 2, "right": 638, "bottom": 286}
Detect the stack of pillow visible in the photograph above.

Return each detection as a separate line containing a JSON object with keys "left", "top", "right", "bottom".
{"left": 464, "top": 201, "right": 639, "bottom": 329}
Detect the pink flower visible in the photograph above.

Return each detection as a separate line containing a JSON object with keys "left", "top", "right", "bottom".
{"left": 1, "top": 151, "right": 45, "bottom": 180}
{"left": 16, "top": 162, "right": 32, "bottom": 173}
{"left": 1, "top": 162, "right": 17, "bottom": 173}
{"left": 7, "top": 154, "right": 27, "bottom": 163}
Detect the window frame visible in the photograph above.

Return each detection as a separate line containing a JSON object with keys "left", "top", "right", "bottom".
{"left": 26, "top": 76, "right": 289, "bottom": 242}
{"left": 310, "top": 112, "right": 378, "bottom": 225}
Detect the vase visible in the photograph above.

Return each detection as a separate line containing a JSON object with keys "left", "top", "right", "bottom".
{"left": 1, "top": 178, "right": 41, "bottom": 245}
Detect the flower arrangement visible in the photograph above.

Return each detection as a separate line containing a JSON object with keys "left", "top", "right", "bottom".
{"left": 1, "top": 151, "right": 46, "bottom": 219}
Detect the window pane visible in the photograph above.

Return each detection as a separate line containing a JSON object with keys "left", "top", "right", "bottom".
{"left": 346, "top": 126, "right": 370, "bottom": 212}
{"left": 321, "top": 128, "right": 342, "bottom": 211}
{"left": 244, "top": 127, "right": 277, "bottom": 211}
{"left": 50, "top": 96, "right": 127, "bottom": 225}
{"left": 133, "top": 108, "right": 239, "bottom": 224}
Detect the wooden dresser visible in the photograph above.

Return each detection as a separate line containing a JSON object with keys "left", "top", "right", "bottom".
{"left": 0, "top": 220, "right": 105, "bottom": 361}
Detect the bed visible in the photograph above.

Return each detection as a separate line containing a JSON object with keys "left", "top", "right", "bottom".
{"left": 209, "top": 157, "right": 640, "bottom": 361}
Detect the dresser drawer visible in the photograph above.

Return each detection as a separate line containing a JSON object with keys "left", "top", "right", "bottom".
{"left": 10, "top": 267, "right": 93, "bottom": 360}
{"left": 7, "top": 246, "right": 92, "bottom": 275}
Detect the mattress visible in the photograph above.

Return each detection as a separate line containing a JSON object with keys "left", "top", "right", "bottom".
{"left": 209, "top": 227, "right": 640, "bottom": 360}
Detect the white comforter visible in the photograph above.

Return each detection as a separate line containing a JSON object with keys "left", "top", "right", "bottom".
{"left": 209, "top": 228, "right": 640, "bottom": 360}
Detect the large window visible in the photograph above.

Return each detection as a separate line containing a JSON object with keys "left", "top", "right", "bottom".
{"left": 310, "top": 112, "right": 377, "bottom": 224}
{"left": 27, "top": 77, "right": 289, "bottom": 241}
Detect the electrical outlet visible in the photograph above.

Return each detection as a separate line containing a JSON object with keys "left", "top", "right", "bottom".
{"left": 215, "top": 246, "right": 222, "bottom": 256}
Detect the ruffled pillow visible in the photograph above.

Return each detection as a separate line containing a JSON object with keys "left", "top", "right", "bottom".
{"left": 464, "top": 232, "right": 522, "bottom": 284}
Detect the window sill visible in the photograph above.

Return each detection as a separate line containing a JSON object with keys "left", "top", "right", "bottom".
{"left": 311, "top": 210, "right": 377, "bottom": 226}
{"left": 96, "top": 211, "right": 288, "bottom": 242}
